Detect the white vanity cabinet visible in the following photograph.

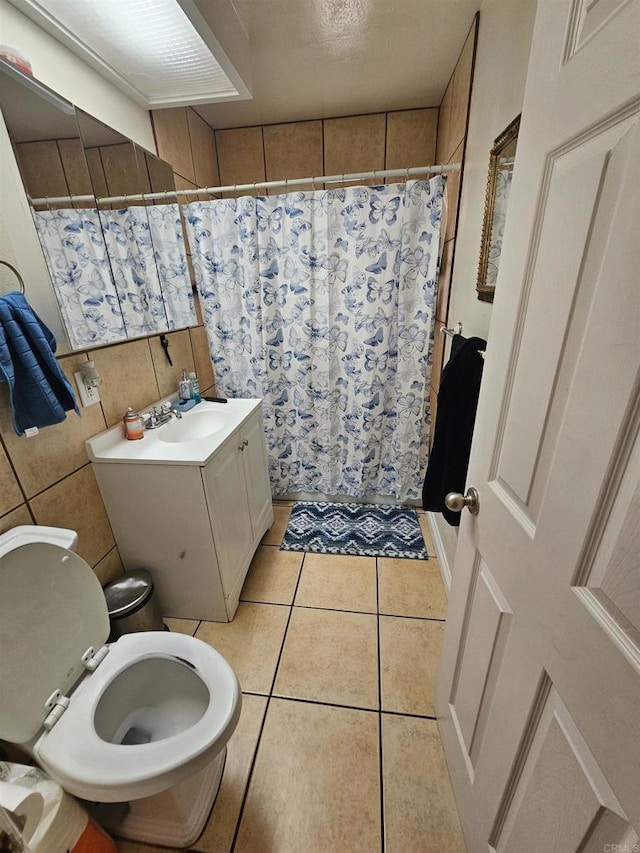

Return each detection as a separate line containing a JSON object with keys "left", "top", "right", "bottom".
{"left": 89, "top": 400, "right": 273, "bottom": 622}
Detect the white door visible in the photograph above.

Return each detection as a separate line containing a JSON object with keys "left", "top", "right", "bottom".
{"left": 436, "top": 1, "right": 640, "bottom": 850}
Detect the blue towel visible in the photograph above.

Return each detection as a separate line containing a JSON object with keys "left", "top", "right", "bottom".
{"left": 0, "top": 291, "right": 79, "bottom": 435}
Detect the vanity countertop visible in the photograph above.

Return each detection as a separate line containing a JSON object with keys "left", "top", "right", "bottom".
{"left": 86, "top": 398, "right": 262, "bottom": 466}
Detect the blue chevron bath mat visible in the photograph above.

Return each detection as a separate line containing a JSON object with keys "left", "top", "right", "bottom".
{"left": 280, "top": 501, "right": 428, "bottom": 559}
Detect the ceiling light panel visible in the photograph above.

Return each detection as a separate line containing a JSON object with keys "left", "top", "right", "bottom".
{"left": 32, "top": 0, "right": 239, "bottom": 105}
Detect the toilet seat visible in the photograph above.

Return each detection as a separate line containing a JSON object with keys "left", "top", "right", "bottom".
{"left": 0, "top": 538, "right": 241, "bottom": 804}
{"left": 34, "top": 631, "right": 241, "bottom": 802}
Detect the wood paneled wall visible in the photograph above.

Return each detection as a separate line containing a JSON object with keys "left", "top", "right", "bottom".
{"left": 151, "top": 106, "right": 439, "bottom": 197}
{"left": 430, "top": 17, "right": 478, "bottom": 445}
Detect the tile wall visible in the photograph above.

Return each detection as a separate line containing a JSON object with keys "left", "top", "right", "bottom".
{"left": 0, "top": 327, "right": 216, "bottom": 583}
{"left": 0, "top": 31, "right": 475, "bottom": 583}
{"left": 151, "top": 106, "right": 439, "bottom": 199}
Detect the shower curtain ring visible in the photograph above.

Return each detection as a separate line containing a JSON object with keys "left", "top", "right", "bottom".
{"left": 284, "top": 177, "right": 288, "bottom": 194}
{"left": 45, "top": 196, "right": 51, "bottom": 211}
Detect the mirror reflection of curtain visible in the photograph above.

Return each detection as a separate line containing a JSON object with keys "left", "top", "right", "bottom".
{"left": 184, "top": 178, "right": 445, "bottom": 501}
{"left": 486, "top": 167, "right": 513, "bottom": 287}
{"left": 147, "top": 203, "right": 196, "bottom": 330}
{"left": 32, "top": 208, "right": 126, "bottom": 348}
{"left": 99, "top": 206, "right": 169, "bottom": 337}
{"left": 33, "top": 204, "right": 195, "bottom": 345}
{"left": 99, "top": 203, "right": 195, "bottom": 336}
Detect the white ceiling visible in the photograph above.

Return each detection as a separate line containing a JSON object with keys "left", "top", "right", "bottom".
{"left": 193, "top": 0, "right": 480, "bottom": 129}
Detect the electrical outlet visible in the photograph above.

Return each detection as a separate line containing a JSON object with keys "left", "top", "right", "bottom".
{"left": 74, "top": 372, "right": 101, "bottom": 407}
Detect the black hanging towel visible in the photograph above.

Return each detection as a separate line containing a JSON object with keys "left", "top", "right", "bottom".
{"left": 422, "top": 335, "right": 486, "bottom": 526}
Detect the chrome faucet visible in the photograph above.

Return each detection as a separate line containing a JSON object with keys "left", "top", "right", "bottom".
{"left": 145, "top": 403, "right": 182, "bottom": 430}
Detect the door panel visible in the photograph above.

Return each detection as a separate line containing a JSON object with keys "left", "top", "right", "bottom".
{"left": 496, "top": 116, "right": 638, "bottom": 513}
{"left": 436, "top": 1, "right": 640, "bottom": 849}
{"left": 491, "top": 684, "right": 636, "bottom": 853}
{"left": 450, "top": 559, "right": 512, "bottom": 762}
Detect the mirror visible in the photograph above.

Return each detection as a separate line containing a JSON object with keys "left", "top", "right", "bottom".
{"left": 77, "top": 110, "right": 196, "bottom": 342}
{"left": 476, "top": 115, "right": 520, "bottom": 303}
{"left": 0, "top": 66, "right": 196, "bottom": 349}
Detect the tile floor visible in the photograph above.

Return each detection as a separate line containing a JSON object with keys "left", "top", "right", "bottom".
{"left": 115, "top": 503, "right": 465, "bottom": 853}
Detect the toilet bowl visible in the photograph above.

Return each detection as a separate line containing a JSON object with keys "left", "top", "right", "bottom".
{"left": 0, "top": 527, "right": 241, "bottom": 846}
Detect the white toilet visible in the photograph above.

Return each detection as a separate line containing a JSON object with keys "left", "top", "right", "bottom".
{"left": 0, "top": 525, "right": 241, "bottom": 847}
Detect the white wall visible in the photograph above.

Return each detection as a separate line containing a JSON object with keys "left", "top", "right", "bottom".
{"left": 0, "top": 0, "right": 157, "bottom": 353}
{"left": 448, "top": 0, "right": 537, "bottom": 341}
{"left": 430, "top": 0, "right": 537, "bottom": 570}
{"left": 0, "top": 0, "right": 155, "bottom": 151}
{"left": 0, "top": 111, "right": 68, "bottom": 346}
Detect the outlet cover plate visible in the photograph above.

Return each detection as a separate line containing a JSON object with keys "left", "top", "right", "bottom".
{"left": 74, "top": 372, "right": 101, "bottom": 407}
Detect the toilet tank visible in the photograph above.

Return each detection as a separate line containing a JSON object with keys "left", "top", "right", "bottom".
{"left": 0, "top": 525, "right": 78, "bottom": 558}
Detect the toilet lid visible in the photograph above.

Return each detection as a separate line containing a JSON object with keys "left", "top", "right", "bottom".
{"left": 0, "top": 543, "right": 110, "bottom": 744}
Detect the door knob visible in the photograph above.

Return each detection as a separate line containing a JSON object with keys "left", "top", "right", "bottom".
{"left": 445, "top": 487, "right": 479, "bottom": 515}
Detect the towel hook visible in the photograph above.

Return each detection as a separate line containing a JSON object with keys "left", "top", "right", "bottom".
{"left": 0, "top": 260, "right": 25, "bottom": 294}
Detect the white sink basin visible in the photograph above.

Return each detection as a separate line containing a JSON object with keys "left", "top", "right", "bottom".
{"left": 158, "top": 411, "right": 227, "bottom": 444}
{"left": 86, "top": 398, "right": 262, "bottom": 466}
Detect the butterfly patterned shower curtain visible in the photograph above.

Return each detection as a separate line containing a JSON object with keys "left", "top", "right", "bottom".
{"left": 183, "top": 177, "right": 445, "bottom": 501}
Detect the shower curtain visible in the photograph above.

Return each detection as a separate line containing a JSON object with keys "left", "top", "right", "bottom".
{"left": 183, "top": 177, "right": 445, "bottom": 501}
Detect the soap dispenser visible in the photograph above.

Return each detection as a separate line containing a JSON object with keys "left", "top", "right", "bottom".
{"left": 178, "top": 369, "right": 191, "bottom": 401}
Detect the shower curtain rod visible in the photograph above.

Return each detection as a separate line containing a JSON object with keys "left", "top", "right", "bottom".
{"left": 29, "top": 163, "right": 461, "bottom": 208}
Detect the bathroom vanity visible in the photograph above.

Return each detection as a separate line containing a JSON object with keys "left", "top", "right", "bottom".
{"left": 86, "top": 399, "right": 273, "bottom": 621}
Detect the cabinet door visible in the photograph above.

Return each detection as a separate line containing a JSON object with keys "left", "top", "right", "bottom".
{"left": 202, "top": 437, "right": 253, "bottom": 598}
{"left": 241, "top": 408, "right": 273, "bottom": 537}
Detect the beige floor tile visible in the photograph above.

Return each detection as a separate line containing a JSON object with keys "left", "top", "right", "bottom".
{"left": 191, "top": 694, "right": 267, "bottom": 853}
{"left": 380, "top": 616, "right": 444, "bottom": 716}
{"left": 274, "top": 607, "right": 378, "bottom": 709}
{"left": 378, "top": 558, "right": 447, "bottom": 619}
{"left": 240, "top": 546, "right": 303, "bottom": 605}
{"left": 234, "top": 698, "right": 381, "bottom": 853}
{"left": 382, "top": 714, "right": 465, "bottom": 853}
{"left": 165, "top": 617, "right": 199, "bottom": 636}
{"left": 294, "top": 553, "right": 377, "bottom": 613}
{"left": 260, "top": 504, "right": 292, "bottom": 545}
{"left": 195, "top": 603, "right": 289, "bottom": 694}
